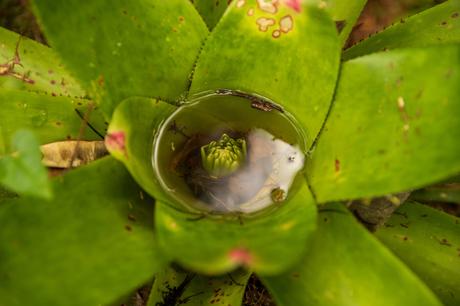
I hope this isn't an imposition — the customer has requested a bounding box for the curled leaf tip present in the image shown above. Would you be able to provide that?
[285,0,302,12]
[105,131,126,153]
[229,248,252,265]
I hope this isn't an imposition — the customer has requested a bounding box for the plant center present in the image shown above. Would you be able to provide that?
[152,90,307,216]
[201,134,247,178]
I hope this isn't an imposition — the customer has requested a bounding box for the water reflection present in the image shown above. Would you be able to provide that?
[190,128,304,213]
[152,91,306,215]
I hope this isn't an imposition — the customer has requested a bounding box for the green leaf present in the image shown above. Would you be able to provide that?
[307,45,460,203]
[106,97,176,203]
[0,130,51,199]
[107,94,317,275]
[376,202,460,306]
[444,174,460,184]
[411,184,460,204]
[0,186,17,203]
[343,0,460,60]
[0,89,106,155]
[32,0,209,117]
[154,183,317,275]
[147,266,250,306]
[0,130,52,200]
[0,157,165,306]
[261,203,442,306]
[321,0,367,45]
[192,0,231,29]
[0,26,84,96]
[190,0,340,147]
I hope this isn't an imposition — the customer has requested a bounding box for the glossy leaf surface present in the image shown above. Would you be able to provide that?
[376,202,460,306]
[0,157,165,306]
[0,89,105,155]
[0,26,84,96]
[155,183,317,275]
[343,0,460,60]
[262,203,441,306]
[308,45,460,203]
[106,97,176,203]
[148,266,250,306]
[190,0,340,147]
[32,0,208,117]
[0,130,51,199]
[411,183,460,204]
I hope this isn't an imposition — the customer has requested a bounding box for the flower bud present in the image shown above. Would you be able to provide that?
[200,134,247,178]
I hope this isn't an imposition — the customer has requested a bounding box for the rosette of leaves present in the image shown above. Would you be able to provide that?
[0,0,459,306]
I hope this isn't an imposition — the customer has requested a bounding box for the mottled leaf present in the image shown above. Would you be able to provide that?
[147,266,250,306]
[32,0,209,117]
[343,0,460,60]
[155,183,317,275]
[0,26,84,96]
[376,202,460,306]
[190,0,340,147]
[308,45,460,203]
[0,130,51,199]
[0,157,165,306]
[261,203,442,306]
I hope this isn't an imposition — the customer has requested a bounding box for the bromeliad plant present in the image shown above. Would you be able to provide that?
[0,0,459,305]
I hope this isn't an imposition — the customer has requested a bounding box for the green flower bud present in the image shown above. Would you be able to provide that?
[200,134,247,178]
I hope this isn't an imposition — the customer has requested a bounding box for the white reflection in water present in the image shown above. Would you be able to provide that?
[202,129,304,213]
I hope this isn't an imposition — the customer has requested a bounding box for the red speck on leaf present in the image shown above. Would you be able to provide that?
[97,75,105,87]
[106,131,126,153]
[229,248,252,266]
[285,0,301,12]
[335,159,340,172]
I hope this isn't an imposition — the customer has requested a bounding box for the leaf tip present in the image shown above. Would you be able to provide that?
[285,0,302,13]
[105,131,126,155]
[229,248,252,266]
